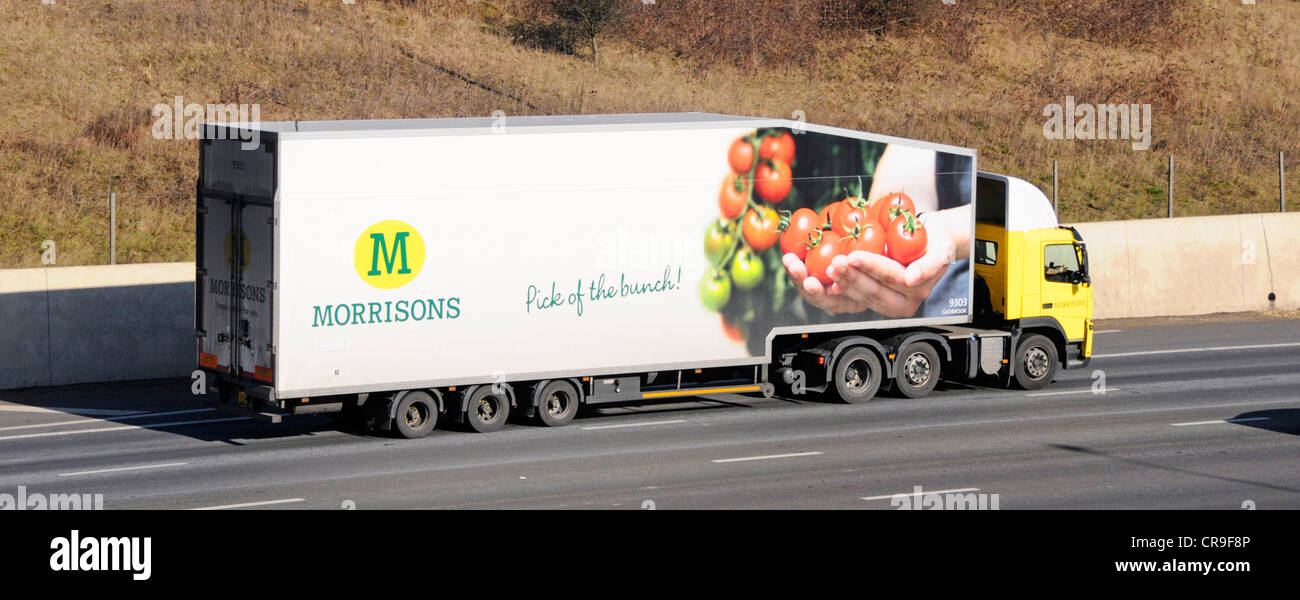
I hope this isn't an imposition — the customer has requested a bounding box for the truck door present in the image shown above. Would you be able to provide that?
[197,194,234,374]
[196,133,276,393]
[1040,241,1089,342]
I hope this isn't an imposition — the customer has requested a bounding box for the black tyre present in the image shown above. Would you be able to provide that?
[535,380,580,427]
[393,391,438,439]
[1013,334,1058,390]
[894,342,941,399]
[464,385,510,433]
[830,346,883,403]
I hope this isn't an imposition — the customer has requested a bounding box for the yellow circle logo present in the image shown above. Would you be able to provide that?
[224,228,250,273]
[354,220,425,289]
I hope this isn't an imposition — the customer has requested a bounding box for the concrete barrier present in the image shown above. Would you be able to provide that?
[0,263,193,390]
[0,212,1296,389]
[1071,212,1300,319]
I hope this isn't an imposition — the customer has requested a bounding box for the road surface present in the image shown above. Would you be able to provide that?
[0,317,1297,509]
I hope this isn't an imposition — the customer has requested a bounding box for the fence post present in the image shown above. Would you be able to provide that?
[1052,160,1059,215]
[1281,151,1286,213]
[1167,155,1174,218]
[109,190,116,265]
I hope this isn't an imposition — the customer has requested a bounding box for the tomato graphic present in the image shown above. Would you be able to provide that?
[804,231,842,286]
[742,207,780,251]
[876,192,915,229]
[886,212,927,266]
[699,269,732,311]
[833,204,870,237]
[754,160,792,203]
[817,202,841,232]
[759,132,796,165]
[704,219,736,265]
[721,315,745,342]
[728,137,755,174]
[841,222,886,255]
[718,173,749,219]
[779,207,819,260]
[730,248,764,290]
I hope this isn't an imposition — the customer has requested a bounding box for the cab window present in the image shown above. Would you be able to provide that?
[1044,244,1080,283]
[975,239,997,266]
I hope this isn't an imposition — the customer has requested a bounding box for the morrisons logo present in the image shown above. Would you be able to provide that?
[354,220,425,289]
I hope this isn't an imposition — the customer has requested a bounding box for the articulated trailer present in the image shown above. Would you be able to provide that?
[196,113,1093,438]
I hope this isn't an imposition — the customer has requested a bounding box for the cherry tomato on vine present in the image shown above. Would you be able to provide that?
[759,132,795,165]
[780,207,819,260]
[804,231,842,287]
[718,173,750,219]
[704,219,736,265]
[876,192,915,229]
[742,207,780,251]
[699,269,732,311]
[730,248,765,290]
[841,222,886,255]
[728,137,755,174]
[754,160,792,203]
[833,204,870,237]
[817,202,842,231]
[886,212,927,266]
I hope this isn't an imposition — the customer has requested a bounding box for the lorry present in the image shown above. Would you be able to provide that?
[195,112,1093,438]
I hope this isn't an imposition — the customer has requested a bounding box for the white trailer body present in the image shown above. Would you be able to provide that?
[197,113,978,423]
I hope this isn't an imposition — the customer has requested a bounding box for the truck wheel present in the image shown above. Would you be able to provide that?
[1014,334,1058,390]
[894,342,941,399]
[464,386,510,433]
[393,391,438,439]
[830,346,883,403]
[535,380,579,427]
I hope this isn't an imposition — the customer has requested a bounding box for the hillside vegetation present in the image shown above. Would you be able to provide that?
[0,0,1296,267]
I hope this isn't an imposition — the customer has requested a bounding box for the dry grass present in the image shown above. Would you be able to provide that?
[0,0,1296,267]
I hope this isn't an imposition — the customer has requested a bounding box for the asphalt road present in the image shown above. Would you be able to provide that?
[1,318,1297,510]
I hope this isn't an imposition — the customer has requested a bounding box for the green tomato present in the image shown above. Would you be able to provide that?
[699,269,732,311]
[730,248,764,290]
[704,219,736,265]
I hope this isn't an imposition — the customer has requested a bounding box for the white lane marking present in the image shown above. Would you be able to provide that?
[1171,417,1271,427]
[189,498,305,510]
[711,451,823,464]
[0,406,144,416]
[581,419,687,430]
[0,408,215,432]
[0,416,250,442]
[1026,388,1121,397]
[1094,342,1300,359]
[1092,329,1121,334]
[861,487,980,501]
[58,462,189,477]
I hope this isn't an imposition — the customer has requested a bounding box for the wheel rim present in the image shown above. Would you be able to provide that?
[1024,346,1050,379]
[477,396,501,423]
[404,402,427,428]
[903,352,931,386]
[545,390,570,417]
[843,358,872,393]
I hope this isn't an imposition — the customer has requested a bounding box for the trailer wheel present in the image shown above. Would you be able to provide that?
[894,342,941,399]
[535,380,579,427]
[464,386,510,433]
[1014,334,1058,390]
[830,346,883,403]
[393,391,438,439]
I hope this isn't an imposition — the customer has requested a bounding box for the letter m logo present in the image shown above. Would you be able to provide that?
[367,232,411,276]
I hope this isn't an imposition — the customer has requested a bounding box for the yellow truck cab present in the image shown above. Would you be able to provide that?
[973,172,1094,388]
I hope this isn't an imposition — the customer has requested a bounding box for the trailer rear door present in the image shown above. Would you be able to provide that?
[196,133,277,391]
